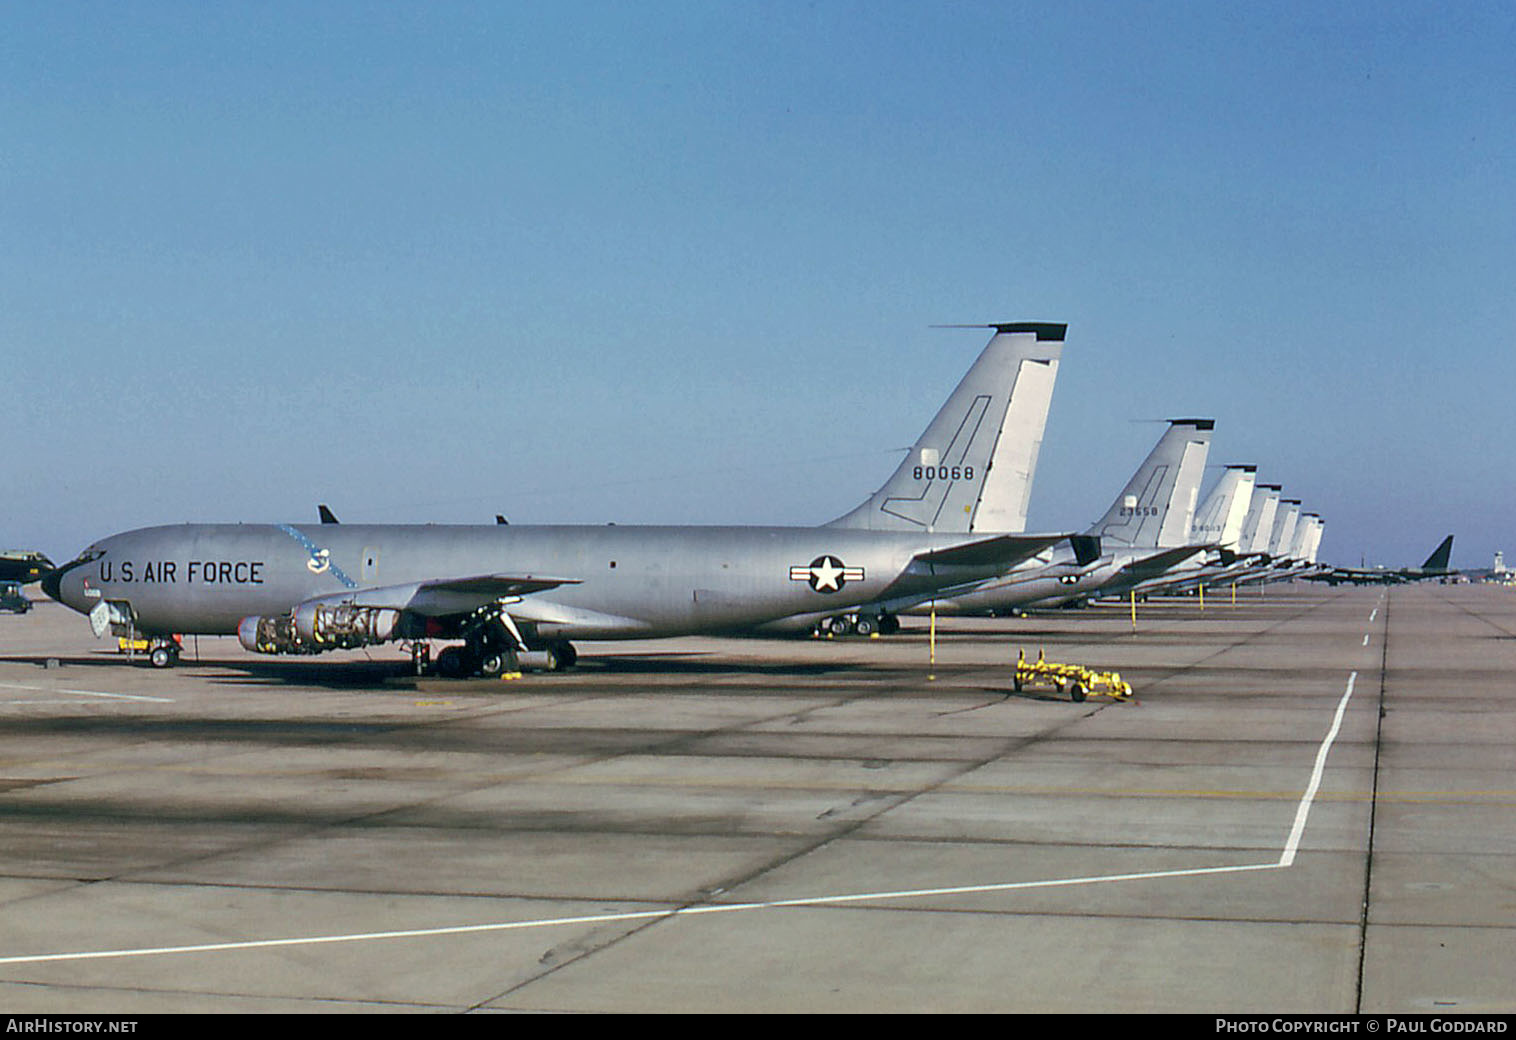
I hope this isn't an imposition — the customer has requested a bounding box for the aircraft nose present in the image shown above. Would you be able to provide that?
[40,566,64,602]
[41,552,93,607]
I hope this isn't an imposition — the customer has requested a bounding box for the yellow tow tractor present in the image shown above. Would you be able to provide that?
[1014,649,1134,702]
[117,633,183,668]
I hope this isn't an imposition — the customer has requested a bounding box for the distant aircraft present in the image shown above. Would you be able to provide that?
[1182,481,1283,589]
[1271,512,1326,582]
[0,550,54,585]
[1230,496,1304,587]
[44,323,1080,673]
[0,550,52,616]
[1304,536,1455,586]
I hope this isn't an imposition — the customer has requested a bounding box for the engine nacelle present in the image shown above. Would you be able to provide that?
[293,601,400,646]
[238,604,402,655]
[239,614,303,654]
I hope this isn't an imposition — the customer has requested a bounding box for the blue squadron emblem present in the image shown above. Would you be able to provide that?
[789,555,865,594]
[277,525,357,589]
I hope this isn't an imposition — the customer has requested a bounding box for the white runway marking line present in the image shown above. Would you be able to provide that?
[0,672,1362,967]
[1280,671,1357,868]
[0,681,173,704]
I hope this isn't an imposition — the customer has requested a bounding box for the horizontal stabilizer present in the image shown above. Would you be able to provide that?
[911,532,1067,569]
[1070,535,1102,567]
[1119,544,1210,575]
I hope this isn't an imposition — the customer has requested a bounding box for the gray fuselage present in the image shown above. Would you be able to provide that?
[47,523,1011,640]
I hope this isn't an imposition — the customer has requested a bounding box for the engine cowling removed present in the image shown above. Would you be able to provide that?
[239,604,402,654]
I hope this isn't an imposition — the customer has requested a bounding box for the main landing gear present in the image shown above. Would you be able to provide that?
[412,603,578,679]
[815,612,900,638]
[429,637,578,678]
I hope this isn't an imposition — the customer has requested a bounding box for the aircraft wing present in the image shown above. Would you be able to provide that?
[243,572,591,656]
[304,573,581,617]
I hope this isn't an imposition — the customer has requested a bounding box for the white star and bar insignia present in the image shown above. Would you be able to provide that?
[790,555,865,593]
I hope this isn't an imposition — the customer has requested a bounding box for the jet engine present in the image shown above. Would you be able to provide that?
[238,604,402,654]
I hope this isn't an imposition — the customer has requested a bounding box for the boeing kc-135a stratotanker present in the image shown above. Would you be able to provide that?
[44,323,1078,675]
[902,417,1217,615]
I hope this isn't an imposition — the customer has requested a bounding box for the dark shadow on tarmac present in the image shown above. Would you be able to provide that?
[1,649,911,690]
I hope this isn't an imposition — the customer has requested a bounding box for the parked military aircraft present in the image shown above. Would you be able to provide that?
[1111,462,1257,597]
[1266,512,1325,582]
[44,323,1079,673]
[0,550,54,585]
[782,321,1066,634]
[896,418,1216,616]
[0,550,55,616]
[1305,536,1455,586]
[1184,481,1282,589]
[1230,496,1305,587]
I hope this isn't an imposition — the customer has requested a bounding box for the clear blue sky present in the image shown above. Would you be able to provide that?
[4,1,1513,570]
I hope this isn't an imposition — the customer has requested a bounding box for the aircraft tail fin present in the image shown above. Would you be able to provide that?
[1239,484,1282,555]
[1268,501,1302,558]
[1192,465,1256,549]
[1285,505,1315,561]
[1421,535,1454,572]
[1086,419,1213,549]
[826,323,1065,533]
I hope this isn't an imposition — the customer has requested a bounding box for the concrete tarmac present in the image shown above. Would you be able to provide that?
[0,583,1511,1013]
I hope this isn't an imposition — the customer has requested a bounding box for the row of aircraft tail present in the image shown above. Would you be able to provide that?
[40,322,1442,674]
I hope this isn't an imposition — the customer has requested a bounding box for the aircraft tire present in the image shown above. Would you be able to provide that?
[853,615,876,637]
[149,646,175,669]
[877,613,899,635]
[1069,682,1087,703]
[436,646,469,679]
[477,652,507,678]
[827,616,853,637]
[546,641,577,670]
